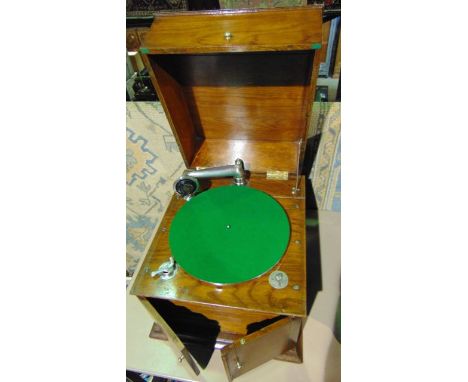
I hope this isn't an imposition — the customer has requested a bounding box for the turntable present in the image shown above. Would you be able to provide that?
[130,6,323,380]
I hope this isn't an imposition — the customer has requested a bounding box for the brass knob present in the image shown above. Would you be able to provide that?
[224,32,232,41]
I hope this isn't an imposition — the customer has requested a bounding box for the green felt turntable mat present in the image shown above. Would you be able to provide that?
[169,185,290,284]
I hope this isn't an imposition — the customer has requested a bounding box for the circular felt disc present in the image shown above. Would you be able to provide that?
[169,185,290,284]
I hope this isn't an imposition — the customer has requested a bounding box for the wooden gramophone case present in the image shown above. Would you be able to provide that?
[130,6,323,380]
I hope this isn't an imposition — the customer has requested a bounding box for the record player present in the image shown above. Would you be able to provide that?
[130,6,323,380]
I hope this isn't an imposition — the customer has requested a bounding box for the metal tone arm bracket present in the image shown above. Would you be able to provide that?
[173,158,247,200]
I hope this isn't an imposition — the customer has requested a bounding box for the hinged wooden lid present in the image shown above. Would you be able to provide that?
[140,6,322,174]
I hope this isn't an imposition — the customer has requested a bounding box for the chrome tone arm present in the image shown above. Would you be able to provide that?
[186,158,247,186]
[173,158,247,200]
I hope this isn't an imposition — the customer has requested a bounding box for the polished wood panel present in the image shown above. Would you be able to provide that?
[185,86,307,141]
[141,54,202,167]
[190,139,300,174]
[142,7,322,54]
[135,28,149,47]
[320,20,331,63]
[221,317,302,380]
[141,8,322,174]
[274,318,303,363]
[152,51,314,143]
[171,300,279,335]
[130,175,307,317]
[149,317,302,363]
[126,29,140,52]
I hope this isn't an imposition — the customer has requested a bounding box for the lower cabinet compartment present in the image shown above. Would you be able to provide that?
[145,297,303,380]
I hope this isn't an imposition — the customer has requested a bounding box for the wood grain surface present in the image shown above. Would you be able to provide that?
[127,8,324,378]
[142,7,322,54]
[185,86,308,141]
[297,37,322,172]
[147,49,316,173]
[130,175,307,317]
[139,7,322,174]
[126,29,140,52]
[191,139,300,174]
[221,317,302,380]
[141,53,202,167]
[152,50,313,147]
[320,21,331,63]
[170,300,280,335]
[135,28,149,47]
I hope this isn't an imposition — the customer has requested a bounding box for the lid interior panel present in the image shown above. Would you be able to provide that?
[147,50,315,173]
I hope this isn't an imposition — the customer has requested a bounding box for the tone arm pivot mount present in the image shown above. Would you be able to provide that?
[173,158,247,200]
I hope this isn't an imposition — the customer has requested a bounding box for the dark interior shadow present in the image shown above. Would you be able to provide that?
[302,133,324,316]
[246,315,286,334]
[152,52,314,87]
[187,0,220,10]
[148,298,220,369]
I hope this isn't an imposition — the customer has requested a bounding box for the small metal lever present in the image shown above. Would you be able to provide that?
[150,257,178,280]
[150,268,168,278]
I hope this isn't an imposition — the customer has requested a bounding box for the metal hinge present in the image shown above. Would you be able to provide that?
[266,170,289,180]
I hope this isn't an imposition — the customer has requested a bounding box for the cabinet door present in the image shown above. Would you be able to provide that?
[221,317,302,381]
[138,297,200,377]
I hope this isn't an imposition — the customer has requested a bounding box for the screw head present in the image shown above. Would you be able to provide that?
[291,187,300,195]
[240,338,246,345]
[293,284,300,291]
